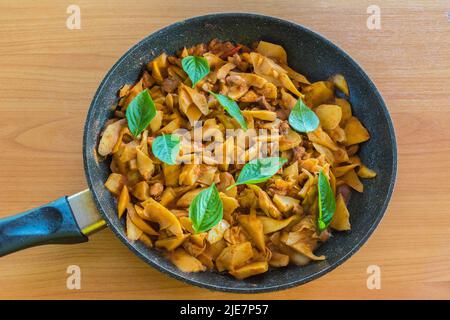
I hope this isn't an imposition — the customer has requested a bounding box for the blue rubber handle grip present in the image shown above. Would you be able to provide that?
[0,196,88,257]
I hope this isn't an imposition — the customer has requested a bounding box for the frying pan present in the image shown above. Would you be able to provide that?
[0,13,397,293]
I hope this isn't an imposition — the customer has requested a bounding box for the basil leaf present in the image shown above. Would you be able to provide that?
[189,183,223,233]
[230,157,287,189]
[152,134,181,165]
[210,92,247,131]
[181,55,210,87]
[125,89,157,137]
[317,171,336,232]
[288,98,319,133]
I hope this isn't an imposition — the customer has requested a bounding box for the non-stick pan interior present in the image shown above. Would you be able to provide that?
[83,13,396,293]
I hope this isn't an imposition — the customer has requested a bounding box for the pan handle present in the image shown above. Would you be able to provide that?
[0,190,104,257]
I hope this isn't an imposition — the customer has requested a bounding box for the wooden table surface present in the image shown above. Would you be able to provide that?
[0,0,449,300]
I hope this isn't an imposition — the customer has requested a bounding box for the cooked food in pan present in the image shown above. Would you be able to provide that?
[98,39,376,279]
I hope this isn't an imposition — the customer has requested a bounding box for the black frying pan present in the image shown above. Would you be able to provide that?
[0,13,397,293]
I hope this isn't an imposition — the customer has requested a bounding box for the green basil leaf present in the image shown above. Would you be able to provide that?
[189,183,223,233]
[181,55,210,87]
[125,89,157,137]
[151,134,181,165]
[288,98,319,133]
[210,92,247,131]
[229,157,287,189]
[317,171,336,232]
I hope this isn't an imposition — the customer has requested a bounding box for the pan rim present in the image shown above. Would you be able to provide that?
[83,12,397,293]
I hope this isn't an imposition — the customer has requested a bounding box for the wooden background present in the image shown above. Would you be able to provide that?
[0,0,449,299]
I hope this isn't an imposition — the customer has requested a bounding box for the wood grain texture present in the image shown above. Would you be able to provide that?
[0,0,449,299]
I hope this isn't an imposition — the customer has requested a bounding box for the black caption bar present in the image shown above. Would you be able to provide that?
[1,300,446,318]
